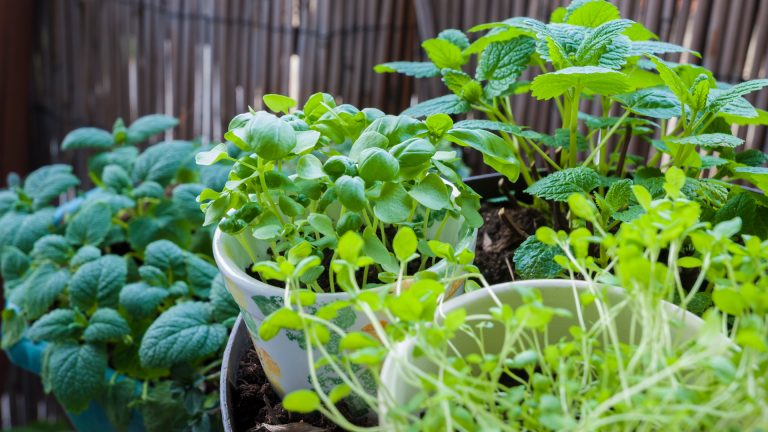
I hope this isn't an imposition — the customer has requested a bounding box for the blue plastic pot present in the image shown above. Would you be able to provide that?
[4,331,146,431]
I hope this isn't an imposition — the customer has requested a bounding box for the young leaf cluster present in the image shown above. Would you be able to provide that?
[197,93,498,291]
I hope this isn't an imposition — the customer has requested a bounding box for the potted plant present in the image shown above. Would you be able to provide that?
[0,115,240,431]
[197,91,533,395]
[376,0,768,284]
[266,168,768,430]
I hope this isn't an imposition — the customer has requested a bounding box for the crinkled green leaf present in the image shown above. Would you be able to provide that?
[31,234,73,265]
[144,240,186,277]
[119,282,169,318]
[62,127,114,150]
[477,36,535,97]
[83,308,130,343]
[665,133,744,149]
[525,167,601,202]
[126,114,178,143]
[139,302,227,368]
[402,94,471,118]
[512,236,563,279]
[70,255,127,311]
[23,165,80,209]
[210,274,240,322]
[132,140,196,186]
[614,87,682,119]
[27,309,79,343]
[1,246,30,281]
[43,342,107,413]
[373,62,440,78]
[15,264,70,319]
[65,201,112,246]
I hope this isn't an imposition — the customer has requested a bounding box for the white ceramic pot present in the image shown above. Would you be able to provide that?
[212,215,476,396]
[378,279,727,425]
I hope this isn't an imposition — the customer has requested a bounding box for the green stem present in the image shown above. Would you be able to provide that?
[257,158,286,225]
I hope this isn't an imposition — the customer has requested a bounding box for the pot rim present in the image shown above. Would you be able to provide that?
[212,223,477,300]
[377,279,716,421]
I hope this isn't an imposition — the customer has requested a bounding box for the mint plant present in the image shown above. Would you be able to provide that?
[197,93,521,291]
[0,116,239,431]
[376,0,768,279]
[264,169,768,430]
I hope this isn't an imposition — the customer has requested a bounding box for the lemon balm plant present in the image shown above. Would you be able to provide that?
[197,92,529,394]
[270,168,768,430]
[376,0,768,281]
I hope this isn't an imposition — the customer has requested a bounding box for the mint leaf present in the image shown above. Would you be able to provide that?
[31,234,73,265]
[442,69,482,101]
[62,127,114,150]
[402,94,471,118]
[604,179,632,212]
[629,41,697,57]
[525,167,601,201]
[83,308,130,343]
[715,193,768,238]
[513,236,563,279]
[452,120,522,134]
[705,79,768,115]
[374,62,440,78]
[65,202,112,246]
[648,56,689,105]
[575,19,634,68]
[665,133,744,149]
[126,114,178,144]
[23,165,80,209]
[132,140,196,186]
[437,28,470,50]
[421,38,465,70]
[139,302,227,368]
[27,309,80,342]
[43,342,107,413]
[565,0,620,26]
[531,66,630,99]
[119,282,169,318]
[70,255,127,311]
[477,36,535,97]
[614,87,682,119]
[735,149,768,167]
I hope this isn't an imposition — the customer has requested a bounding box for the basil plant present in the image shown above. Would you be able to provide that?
[196,93,518,291]
[376,0,768,232]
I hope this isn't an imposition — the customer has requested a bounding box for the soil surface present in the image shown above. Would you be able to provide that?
[233,347,376,432]
[475,201,547,284]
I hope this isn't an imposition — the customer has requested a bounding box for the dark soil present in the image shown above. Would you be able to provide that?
[475,201,547,284]
[233,347,376,432]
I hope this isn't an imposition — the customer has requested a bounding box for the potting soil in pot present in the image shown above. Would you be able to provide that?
[475,201,547,284]
[233,347,376,431]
